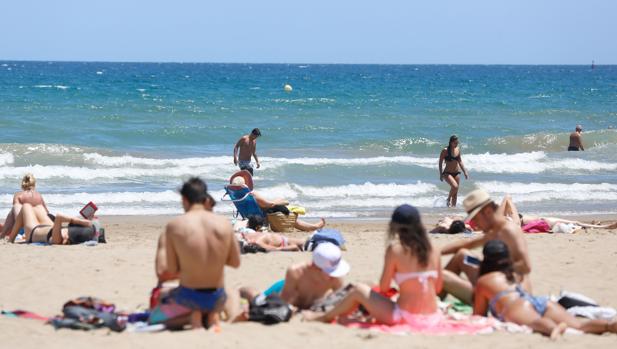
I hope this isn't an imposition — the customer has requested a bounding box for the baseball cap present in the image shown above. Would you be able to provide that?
[312,242,350,278]
[391,204,421,225]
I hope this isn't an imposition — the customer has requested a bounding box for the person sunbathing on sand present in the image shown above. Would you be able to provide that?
[237,215,307,252]
[474,240,617,339]
[304,205,443,324]
[429,216,471,234]
[1,173,50,238]
[440,189,532,304]
[251,242,347,310]
[148,177,241,330]
[231,176,326,231]
[5,203,95,244]
[498,195,617,231]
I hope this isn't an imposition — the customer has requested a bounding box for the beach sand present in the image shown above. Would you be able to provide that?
[1,215,617,348]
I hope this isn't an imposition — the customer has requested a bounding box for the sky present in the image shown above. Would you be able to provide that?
[1,0,616,64]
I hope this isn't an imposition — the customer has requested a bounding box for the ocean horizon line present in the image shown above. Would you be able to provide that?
[0,59,612,66]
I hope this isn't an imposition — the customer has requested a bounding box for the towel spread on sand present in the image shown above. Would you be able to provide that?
[341,313,497,335]
[1,310,50,321]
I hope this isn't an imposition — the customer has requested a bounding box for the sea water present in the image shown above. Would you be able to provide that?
[1,62,616,217]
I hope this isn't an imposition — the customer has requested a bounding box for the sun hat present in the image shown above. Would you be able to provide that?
[231,176,246,186]
[463,189,493,221]
[312,242,350,278]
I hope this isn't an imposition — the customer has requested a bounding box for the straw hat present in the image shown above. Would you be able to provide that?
[463,189,493,221]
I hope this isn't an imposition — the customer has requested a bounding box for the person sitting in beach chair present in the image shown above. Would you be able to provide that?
[5,203,97,245]
[474,240,617,338]
[149,177,241,330]
[226,176,326,232]
[440,189,532,305]
[303,205,443,324]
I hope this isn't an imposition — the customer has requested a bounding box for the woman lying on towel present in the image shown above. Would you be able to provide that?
[303,204,443,324]
[5,203,95,244]
[498,195,617,232]
[474,240,617,338]
[237,216,306,252]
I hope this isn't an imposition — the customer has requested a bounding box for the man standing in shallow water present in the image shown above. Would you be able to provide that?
[568,125,585,151]
[233,128,261,175]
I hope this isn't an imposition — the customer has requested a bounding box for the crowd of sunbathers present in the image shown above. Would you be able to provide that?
[144,175,617,338]
[3,168,617,338]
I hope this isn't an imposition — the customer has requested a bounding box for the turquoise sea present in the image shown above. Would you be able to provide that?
[1,61,616,217]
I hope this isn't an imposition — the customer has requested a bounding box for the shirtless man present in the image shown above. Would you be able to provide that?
[568,125,585,151]
[280,242,349,310]
[440,189,532,304]
[233,128,261,175]
[149,177,241,330]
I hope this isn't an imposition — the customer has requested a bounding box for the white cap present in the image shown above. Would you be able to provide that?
[312,242,350,278]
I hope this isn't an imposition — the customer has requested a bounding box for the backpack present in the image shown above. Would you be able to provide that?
[248,293,292,325]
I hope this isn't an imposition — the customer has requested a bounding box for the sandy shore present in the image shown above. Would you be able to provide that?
[1,215,617,348]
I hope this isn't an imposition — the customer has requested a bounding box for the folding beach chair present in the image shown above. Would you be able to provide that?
[222,184,265,220]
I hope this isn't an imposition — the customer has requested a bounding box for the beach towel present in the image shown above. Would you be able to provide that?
[341,313,496,335]
[1,310,50,321]
[522,220,551,233]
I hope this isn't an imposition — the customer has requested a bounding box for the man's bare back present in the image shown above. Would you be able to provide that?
[166,209,240,289]
[568,126,584,151]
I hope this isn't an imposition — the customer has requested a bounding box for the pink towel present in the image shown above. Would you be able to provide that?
[522,219,551,233]
[342,313,495,335]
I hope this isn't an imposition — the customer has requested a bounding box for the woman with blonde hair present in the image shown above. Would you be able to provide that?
[1,173,49,238]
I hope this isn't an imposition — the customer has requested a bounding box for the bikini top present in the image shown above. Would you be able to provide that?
[444,146,461,162]
[393,270,438,291]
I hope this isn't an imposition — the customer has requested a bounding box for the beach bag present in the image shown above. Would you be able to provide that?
[304,229,346,251]
[267,212,297,232]
[248,293,292,325]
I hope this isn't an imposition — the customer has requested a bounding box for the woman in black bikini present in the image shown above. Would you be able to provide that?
[439,135,469,207]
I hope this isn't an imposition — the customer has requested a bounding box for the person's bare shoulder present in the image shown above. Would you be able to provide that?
[165,216,187,236]
[286,263,307,279]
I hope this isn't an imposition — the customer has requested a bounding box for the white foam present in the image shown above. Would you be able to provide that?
[476,181,617,203]
[0,153,14,166]
[0,164,232,181]
[294,182,437,198]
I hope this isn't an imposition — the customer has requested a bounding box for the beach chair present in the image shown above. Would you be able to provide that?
[222,184,265,220]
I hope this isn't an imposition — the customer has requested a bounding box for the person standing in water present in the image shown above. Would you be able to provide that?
[233,128,261,175]
[568,125,585,151]
[438,135,469,207]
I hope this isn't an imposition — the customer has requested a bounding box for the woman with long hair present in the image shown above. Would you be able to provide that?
[439,135,469,207]
[474,240,617,338]
[304,204,442,324]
